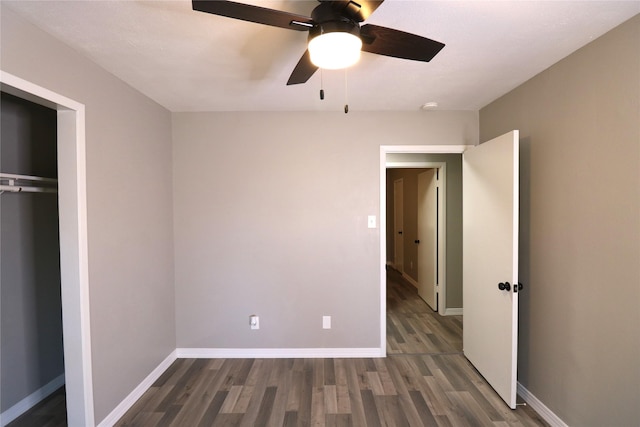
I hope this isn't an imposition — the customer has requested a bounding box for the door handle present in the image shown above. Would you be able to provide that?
[415,240,420,244]
[398,231,403,235]
[498,282,524,292]
[498,282,511,291]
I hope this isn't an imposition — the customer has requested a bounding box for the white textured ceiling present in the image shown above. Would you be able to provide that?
[5,1,639,112]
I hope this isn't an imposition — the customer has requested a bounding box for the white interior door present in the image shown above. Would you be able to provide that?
[393,179,404,272]
[417,170,437,311]
[463,130,519,409]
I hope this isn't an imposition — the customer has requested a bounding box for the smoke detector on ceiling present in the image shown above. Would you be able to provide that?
[421,102,438,110]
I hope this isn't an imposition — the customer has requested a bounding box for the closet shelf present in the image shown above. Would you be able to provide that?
[0,172,58,193]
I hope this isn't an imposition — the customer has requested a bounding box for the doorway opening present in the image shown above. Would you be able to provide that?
[0,71,94,426]
[1,91,64,425]
[378,145,469,354]
[386,166,445,313]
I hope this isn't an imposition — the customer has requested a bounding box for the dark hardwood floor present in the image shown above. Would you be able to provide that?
[6,386,67,427]
[115,269,547,426]
[9,269,548,426]
[386,268,462,355]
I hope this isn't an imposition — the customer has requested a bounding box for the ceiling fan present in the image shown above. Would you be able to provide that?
[192,0,445,86]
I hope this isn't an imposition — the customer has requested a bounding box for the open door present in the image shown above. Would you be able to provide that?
[463,130,519,408]
[393,179,404,272]
[417,169,437,311]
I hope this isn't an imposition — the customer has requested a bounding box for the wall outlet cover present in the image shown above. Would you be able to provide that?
[323,316,331,329]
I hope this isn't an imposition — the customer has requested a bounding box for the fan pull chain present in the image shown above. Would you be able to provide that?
[344,68,349,114]
[319,69,325,100]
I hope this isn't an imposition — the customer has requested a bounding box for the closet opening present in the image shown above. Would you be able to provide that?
[0,71,93,427]
[1,92,66,425]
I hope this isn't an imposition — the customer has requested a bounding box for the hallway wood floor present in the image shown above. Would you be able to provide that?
[386,268,462,355]
[8,269,547,426]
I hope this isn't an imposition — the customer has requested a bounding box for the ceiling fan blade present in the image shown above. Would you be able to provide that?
[360,24,445,62]
[287,50,319,85]
[319,0,385,22]
[192,0,314,31]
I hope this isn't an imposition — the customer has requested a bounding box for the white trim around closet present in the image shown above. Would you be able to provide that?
[1,71,94,427]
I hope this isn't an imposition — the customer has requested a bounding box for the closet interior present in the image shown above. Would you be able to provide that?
[1,92,66,425]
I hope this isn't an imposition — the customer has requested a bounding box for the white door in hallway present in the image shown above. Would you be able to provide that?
[393,178,404,272]
[463,130,519,409]
[417,169,438,311]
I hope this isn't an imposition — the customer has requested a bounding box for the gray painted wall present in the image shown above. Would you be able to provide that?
[172,111,477,349]
[386,153,463,309]
[0,93,63,412]
[480,15,639,427]
[1,6,176,424]
[9,2,636,425]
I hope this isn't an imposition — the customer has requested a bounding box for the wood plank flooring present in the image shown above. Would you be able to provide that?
[9,269,547,426]
[5,386,67,427]
[116,353,546,427]
[115,269,547,426]
[386,268,462,355]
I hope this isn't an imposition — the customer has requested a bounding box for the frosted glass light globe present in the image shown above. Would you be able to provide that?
[308,32,362,70]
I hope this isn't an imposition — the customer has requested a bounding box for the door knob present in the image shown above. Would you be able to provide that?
[398,231,403,235]
[415,239,420,244]
[498,282,511,291]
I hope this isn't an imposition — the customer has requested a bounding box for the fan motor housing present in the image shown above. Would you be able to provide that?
[308,19,361,42]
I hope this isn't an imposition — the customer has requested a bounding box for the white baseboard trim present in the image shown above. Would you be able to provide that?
[401,272,419,288]
[517,382,568,427]
[443,308,463,316]
[0,373,65,427]
[97,350,177,427]
[176,347,384,359]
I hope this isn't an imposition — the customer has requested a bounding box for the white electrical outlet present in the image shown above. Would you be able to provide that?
[250,315,259,330]
[323,316,331,329]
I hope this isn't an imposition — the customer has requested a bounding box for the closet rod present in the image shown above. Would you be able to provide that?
[0,184,57,193]
[0,172,57,183]
[0,172,58,194]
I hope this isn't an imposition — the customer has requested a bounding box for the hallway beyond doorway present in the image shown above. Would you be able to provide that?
[387,267,462,355]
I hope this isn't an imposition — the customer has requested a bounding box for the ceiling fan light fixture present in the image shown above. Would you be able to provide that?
[308,31,362,70]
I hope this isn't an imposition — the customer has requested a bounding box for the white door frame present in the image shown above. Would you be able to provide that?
[379,145,471,354]
[1,71,94,426]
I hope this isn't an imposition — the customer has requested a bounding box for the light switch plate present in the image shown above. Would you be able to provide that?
[367,215,376,229]
[250,315,259,330]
